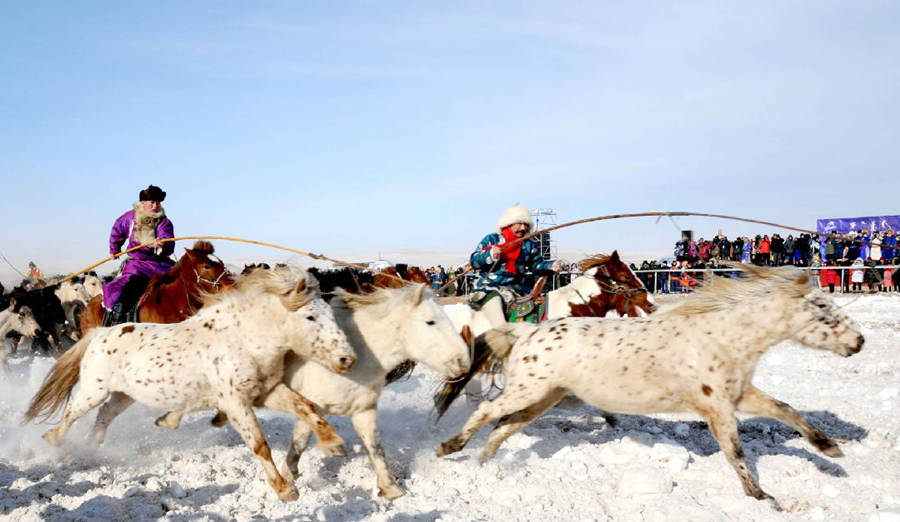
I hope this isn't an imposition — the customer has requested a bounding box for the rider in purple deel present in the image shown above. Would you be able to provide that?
[102,184,175,324]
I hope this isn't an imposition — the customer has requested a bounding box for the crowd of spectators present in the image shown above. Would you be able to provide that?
[631,229,900,294]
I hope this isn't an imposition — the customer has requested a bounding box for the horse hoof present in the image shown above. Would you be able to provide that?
[821,444,844,458]
[378,484,405,501]
[319,442,346,457]
[278,486,299,502]
[211,412,228,428]
[154,414,180,430]
[42,431,62,447]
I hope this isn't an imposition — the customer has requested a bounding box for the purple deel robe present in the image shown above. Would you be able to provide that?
[101,209,175,310]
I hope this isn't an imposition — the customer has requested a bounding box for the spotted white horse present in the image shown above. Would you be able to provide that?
[437,266,864,509]
[158,283,472,500]
[25,267,356,501]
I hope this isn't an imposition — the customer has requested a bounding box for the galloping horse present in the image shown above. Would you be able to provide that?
[157,283,470,500]
[80,240,234,334]
[436,266,864,508]
[26,267,356,502]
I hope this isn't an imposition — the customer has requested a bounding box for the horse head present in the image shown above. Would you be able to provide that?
[773,268,865,356]
[397,284,470,378]
[568,251,656,317]
[181,240,235,293]
[276,271,355,373]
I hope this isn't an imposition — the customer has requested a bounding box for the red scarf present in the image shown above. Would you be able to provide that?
[498,227,523,274]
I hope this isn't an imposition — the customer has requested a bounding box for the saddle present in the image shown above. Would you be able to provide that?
[468,276,548,323]
[508,276,547,323]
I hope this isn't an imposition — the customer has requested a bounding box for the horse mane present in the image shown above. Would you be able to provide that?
[144,240,217,295]
[191,240,215,255]
[332,284,404,310]
[578,254,612,273]
[202,266,318,309]
[659,265,810,317]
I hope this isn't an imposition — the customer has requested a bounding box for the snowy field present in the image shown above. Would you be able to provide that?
[1,295,899,521]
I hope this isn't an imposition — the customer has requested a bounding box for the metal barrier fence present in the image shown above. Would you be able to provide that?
[632,265,897,294]
[446,265,895,297]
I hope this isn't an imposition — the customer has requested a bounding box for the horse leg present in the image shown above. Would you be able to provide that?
[737,385,842,457]
[480,388,568,463]
[219,400,299,502]
[437,383,544,458]
[44,385,109,446]
[258,383,345,456]
[282,420,312,482]
[699,406,780,510]
[351,408,403,500]
[90,392,134,445]
[154,410,184,429]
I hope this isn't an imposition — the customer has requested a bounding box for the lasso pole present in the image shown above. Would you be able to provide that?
[58,236,400,285]
[438,210,831,294]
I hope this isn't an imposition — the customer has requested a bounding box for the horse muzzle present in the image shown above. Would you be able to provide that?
[841,334,865,356]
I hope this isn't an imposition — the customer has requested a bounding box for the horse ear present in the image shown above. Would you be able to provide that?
[295,277,307,295]
[413,283,427,304]
[184,247,195,257]
[610,250,620,262]
[7,297,15,310]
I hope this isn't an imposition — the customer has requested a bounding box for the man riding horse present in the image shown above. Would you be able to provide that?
[102,184,175,325]
[469,203,560,326]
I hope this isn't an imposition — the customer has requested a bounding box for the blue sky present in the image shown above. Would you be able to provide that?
[1,2,898,278]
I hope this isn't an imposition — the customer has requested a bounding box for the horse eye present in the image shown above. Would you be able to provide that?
[306,316,316,321]
[426,320,436,325]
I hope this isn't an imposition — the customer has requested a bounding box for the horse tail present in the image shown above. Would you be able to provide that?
[433,323,536,420]
[24,329,97,423]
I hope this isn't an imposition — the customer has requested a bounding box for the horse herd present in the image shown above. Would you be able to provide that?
[7,241,865,510]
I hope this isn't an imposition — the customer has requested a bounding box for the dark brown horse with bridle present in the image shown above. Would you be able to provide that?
[564,252,656,318]
[80,240,234,334]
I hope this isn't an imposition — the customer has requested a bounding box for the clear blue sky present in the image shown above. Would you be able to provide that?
[1,2,898,279]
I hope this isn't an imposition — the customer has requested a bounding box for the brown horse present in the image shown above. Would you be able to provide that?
[548,251,655,319]
[80,240,235,334]
[570,253,656,317]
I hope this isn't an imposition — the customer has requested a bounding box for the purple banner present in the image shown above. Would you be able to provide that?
[817,215,900,235]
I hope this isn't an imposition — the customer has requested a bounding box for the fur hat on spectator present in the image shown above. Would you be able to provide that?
[139,184,166,202]
[497,203,533,233]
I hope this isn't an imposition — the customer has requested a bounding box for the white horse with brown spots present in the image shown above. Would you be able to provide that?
[25,267,356,502]
[436,265,864,508]
[158,284,472,500]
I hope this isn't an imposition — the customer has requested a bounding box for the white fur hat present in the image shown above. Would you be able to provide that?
[497,203,533,233]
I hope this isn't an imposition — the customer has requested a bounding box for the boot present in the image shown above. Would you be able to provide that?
[102,302,124,327]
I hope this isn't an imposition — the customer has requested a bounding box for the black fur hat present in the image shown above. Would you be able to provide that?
[139,184,166,202]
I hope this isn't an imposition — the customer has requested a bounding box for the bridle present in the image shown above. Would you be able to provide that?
[193,267,229,289]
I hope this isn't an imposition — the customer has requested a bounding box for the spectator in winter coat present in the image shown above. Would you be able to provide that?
[882,230,897,260]
[850,257,865,292]
[770,234,784,266]
[783,235,795,264]
[819,262,840,293]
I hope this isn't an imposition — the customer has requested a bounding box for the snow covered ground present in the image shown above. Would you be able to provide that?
[1,294,899,521]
